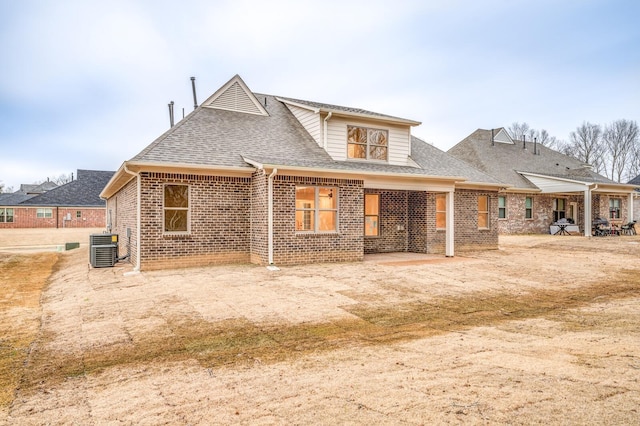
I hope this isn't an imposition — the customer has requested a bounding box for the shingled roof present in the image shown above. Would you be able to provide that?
[21,170,114,207]
[128,90,499,185]
[448,128,617,190]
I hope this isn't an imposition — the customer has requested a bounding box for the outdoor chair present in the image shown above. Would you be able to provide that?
[621,221,637,236]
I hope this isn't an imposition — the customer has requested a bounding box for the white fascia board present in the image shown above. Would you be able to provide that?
[518,171,590,186]
[275,97,421,127]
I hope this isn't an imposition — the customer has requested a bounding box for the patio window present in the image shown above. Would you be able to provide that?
[296,186,337,232]
[347,125,388,161]
[36,208,52,218]
[525,197,533,219]
[553,198,566,222]
[436,194,446,229]
[0,208,14,223]
[498,196,506,219]
[609,198,621,219]
[164,184,189,233]
[478,195,489,229]
[364,194,379,236]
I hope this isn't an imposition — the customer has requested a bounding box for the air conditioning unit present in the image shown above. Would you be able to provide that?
[89,234,119,268]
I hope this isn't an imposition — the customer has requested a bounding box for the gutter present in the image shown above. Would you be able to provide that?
[123,163,141,273]
[323,112,332,150]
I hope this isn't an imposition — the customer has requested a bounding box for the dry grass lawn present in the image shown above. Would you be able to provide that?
[1,228,639,424]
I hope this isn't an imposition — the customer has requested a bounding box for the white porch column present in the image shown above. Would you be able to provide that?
[628,192,634,222]
[445,190,455,257]
[584,188,592,237]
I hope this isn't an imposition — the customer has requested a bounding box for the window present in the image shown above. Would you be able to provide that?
[553,198,566,222]
[347,125,388,161]
[436,194,446,229]
[295,187,337,232]
[609,198,621,219]
[0,208,14,223]
[36,208,52,218]
[525,197,533,219]
[478,195,489,229]
[364,194,379,236]
[498,196,506,219]
[164,184,189,233]
[76,210,82,218]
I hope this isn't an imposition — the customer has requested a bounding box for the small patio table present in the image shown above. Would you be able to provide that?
[554,223,571,235]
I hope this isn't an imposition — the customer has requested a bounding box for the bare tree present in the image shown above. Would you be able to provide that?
[565,122,605,174]
[628,141,640,182]
[0,181,4,193]
[507,122,530,141]
[602,119,639,182]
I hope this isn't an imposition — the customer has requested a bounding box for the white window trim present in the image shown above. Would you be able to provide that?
[36,208,53,219]
[295,186,339,234]
[346,125,389,162]
[163,184,191,235]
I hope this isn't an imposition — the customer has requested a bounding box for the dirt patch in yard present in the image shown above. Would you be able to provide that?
[2,232,640,424]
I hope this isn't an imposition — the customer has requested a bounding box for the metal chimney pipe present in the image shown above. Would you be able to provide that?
[191,77,198,110]
[491,128,494,146]
[168,101,174,127]
[523,135,526,149]
[534,137,537,155]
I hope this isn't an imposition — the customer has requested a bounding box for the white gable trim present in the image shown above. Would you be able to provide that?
[518,171,589,193]
[202,74,268,116]
[492,128,514,144]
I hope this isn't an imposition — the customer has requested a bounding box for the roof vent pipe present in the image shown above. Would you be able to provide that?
[190,76,198,110]
[168,101,174,127]
[523,135,526,149]
[491,128,494,146]
[534,137,537,155]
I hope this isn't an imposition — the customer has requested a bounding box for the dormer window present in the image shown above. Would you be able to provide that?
[347,125,388,161]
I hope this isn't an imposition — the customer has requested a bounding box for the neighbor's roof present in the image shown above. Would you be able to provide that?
[629,174,640,186]
[21,170,114,207]
[448,128,619,190]
[0,193,36,206]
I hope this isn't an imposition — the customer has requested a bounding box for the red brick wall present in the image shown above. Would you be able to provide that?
[451,190,499,252]
[138,172,252,270]
[107,177,138,266]
[250,170,268,264]
[364,190,409,254]
[0,206,105,229]
[271,175,364,265]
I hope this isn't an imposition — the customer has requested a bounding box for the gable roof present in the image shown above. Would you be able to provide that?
[448,128,624,191]
[0,193,35,206]
[202,74,268,116]
[102,76,503,198]
[21,170,114,207]
[15,181,58,194]
[629,174,640,186]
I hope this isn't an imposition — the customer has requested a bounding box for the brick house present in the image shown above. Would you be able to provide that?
[448,128,638,235]
[630,174,640,221]
[0,170,114,228]
[101,75,504,271]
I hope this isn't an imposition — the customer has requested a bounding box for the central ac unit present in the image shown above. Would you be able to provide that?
[89,234,119,268]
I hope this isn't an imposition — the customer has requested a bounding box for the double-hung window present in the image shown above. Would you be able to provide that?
[436,194,446,230]
[0,208,14,223]
[296,187,338,232]
[364,194,380,236]
[609,198,621,219]
[164,184,189,233]
[347,125,388,161]
[498,196,506,219]
[525,197,533,219]
[478,195,489,229]
[36,208,52,218]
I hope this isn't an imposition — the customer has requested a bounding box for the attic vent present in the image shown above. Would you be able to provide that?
[210,81,263,114]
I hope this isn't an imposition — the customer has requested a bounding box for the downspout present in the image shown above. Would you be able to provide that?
[585,184,598,237]
[267,168,278,266]
[323,112,332,150]
[123,164,141,272]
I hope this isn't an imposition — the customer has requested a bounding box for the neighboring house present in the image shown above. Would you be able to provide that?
[448,128,637,235]
[101,74,504,271]
[14,180,59,195]
[0,170,113,228]
[629,174,640,221]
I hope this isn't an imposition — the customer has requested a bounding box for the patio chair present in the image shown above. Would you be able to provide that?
[621,221,637,236]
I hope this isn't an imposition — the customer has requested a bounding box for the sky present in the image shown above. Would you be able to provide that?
[1,0,639,191]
